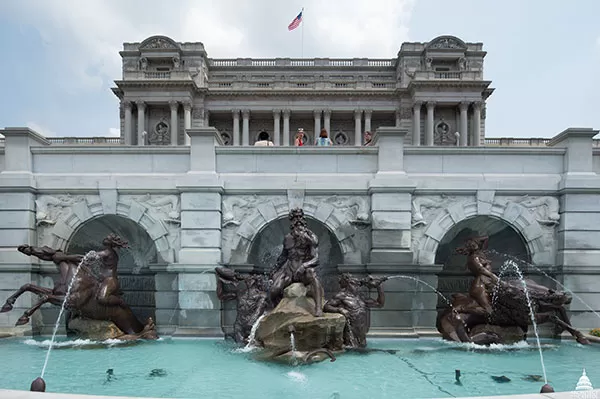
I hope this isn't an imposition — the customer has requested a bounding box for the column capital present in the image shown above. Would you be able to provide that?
[323,109,331,117]
[354,109,363,118]
[363,109,373,117]
[459,101,470,111]
[313,109,322,117]
[273,109,281,117]
[283,109,291,118]
[135,100,146,109]
[412,101,422,110]
[123,101,132,110]
[426,101,436,110]
[241,109,250,118]
[472,101,482,110]
[183,102,192,111]
[169,100,179,110]
[232,109,240,118]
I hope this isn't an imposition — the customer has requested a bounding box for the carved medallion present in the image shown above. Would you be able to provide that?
[149,121,170,146]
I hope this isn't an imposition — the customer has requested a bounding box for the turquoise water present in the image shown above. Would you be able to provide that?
[0,337,598,398]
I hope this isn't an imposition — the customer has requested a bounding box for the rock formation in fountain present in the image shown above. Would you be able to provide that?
[323,273,387,348]
[1,234,158,340]
[215,266,269,344]
[436,235,589,345]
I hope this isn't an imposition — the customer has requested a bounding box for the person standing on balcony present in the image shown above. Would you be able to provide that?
[294,128,305,146]
[363,131,373,146]
[254,131,274,146]
[315,128,333,146]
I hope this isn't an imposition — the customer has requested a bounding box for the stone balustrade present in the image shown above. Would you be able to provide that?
[209,58,395,68]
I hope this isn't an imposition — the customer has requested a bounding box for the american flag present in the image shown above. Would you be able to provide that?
[288,10,303,31]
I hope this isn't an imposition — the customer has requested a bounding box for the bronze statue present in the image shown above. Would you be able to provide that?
[437,236,589,345]
[1,234,157,340]
[269,208,324,317]
[323,273,387,348]
[215,266,269,344]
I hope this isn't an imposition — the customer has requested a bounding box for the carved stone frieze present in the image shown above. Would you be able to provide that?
[411,194,455,228]
[134,194,181,224]
[427,36,466,50]
[222,195,261,227]
[35,195,86,226]
[323,195,370,226]
[505,195,560,226]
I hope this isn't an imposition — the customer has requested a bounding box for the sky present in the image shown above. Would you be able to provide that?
[0,0,598,139]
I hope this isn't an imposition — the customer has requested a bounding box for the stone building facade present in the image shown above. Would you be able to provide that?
[113,35,492,147]
[0,35,599,338]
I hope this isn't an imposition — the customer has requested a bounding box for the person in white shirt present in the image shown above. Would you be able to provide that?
[254,131,274,146]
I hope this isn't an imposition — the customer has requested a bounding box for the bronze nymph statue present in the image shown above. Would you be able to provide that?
[215,266,269,344]
[324,273,387,348]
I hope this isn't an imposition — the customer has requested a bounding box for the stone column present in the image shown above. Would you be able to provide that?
[183,102,192,145]
[364,109,372,133]
[242,109,250,146]
[472,102,482,147]
[459,102,469,146]
[123,101,132,145]
[313,110,321,138]
[412,101,422,146]
[282,109,291,146]
[273,109,281,146]
[426,102,435,146]
[354,109,362,146]
[232,110,240,146]
[323,109,331,134]
[169,101,179,146]
[395,108,401,127]
[204,110,210,127]
[136,100,146,146]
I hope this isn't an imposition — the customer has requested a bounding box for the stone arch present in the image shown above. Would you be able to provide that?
[226,196,363,266]
[417,197,551,266]
[43,193,175,263]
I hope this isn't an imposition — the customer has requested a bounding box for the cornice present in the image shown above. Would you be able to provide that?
[408,80,493,91]
[114,80,200,90]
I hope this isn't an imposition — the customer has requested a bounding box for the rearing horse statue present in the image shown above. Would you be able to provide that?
[1,234,157,340]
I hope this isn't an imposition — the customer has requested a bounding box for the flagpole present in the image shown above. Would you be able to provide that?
[301,7,304,58]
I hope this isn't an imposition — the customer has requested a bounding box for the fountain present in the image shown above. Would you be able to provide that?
[216,208,389,362]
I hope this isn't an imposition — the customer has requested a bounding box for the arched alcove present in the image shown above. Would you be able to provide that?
[66,214,158,321]
[434,215,530,308]
[247,216,344,297]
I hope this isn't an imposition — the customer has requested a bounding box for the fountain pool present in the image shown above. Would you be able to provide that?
[0,337,597,398]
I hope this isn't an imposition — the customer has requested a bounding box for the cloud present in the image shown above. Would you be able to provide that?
[108,128,120,137]
[26,121,56,137]
[597,35,600,47]
[0,0,414,92]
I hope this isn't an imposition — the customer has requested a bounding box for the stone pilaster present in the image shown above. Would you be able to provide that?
[472,102,482,147]
[548,128,600,330]
[0,128,48,333]
[364,109,372,133]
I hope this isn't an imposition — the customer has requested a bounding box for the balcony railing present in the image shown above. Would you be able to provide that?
[121,71,193,80]
[412,70,483,81]
[209,58,394,68]
[46,137,124,145]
